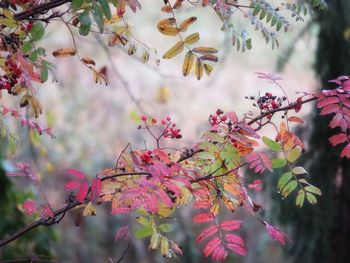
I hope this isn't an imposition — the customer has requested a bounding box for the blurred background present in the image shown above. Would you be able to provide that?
[1,0,350,262]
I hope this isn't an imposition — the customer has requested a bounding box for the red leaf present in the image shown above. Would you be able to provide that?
[220,220,242,231]
[64,181,81,192]
[112,207,131,214]
[265,222,290,245]
[90,178,101,202]
[203,237,221,257]
[212,246,228,261]
[224,234,244,247]
[196,225,219,243]
[341,144,350,158]
[193,213,215,223]
[23,200,37,215]
[317,96,339,108]
[320,104,340,115]
[115,226,130,241]
[248,179,263,191]
[329,133,348,146]
[246,152,272,174]
[65,169,87,180]
[226,243,247,256]
[287,116,304,123]
[76,182,89,203]
[294,97,303,113]
[329,113,347,131]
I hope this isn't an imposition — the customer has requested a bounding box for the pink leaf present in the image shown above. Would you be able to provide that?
[265,222,290,245]
[287,116,304,123]
[246,152,272,174]
[226,243,247,256]
[90,178,101,202]
[329,113,347,131]
[319,104,340,115]
[64,181,81,192]
[203,237,221,257]
[224,234,244,247]
[248,179,263,191]
[340,144,350,158]
[115,226,130,241]
[23,200,37,215]
[329,133,348,146]
[76,182,89,203]
[317,96,339,108]
[212,246,228,261]
[193,213,215,223]
[39,204,54,219]
[196,225,219,243]
[220,220,242,231]
[112,207,131,214]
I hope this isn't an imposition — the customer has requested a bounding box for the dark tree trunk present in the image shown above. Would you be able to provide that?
[274,1,350,263]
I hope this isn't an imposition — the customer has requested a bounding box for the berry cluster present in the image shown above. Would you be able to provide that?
[246,92,286,111]
[9,0,34,5]
[139,115,182,140]
[0,57,22,93]
[20,21,34,32]
[140,150,153,163]
[209,109,228,126]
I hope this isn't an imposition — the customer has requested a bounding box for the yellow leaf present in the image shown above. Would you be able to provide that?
[52,48,77,58]
[210,203,219,215]
[149,233,160,250]
[182,51,195,76]
[162,41,184,59]
[157,18,179,36]
[184,32,200,44]
[155,86,170,104]
[83,202,97,216]
[179,17,197,32]
[204,63,213,76]
[195,58,203,80]
[160,237,169,257]
[193,47,218,55]
[28,96,43,118]
[11,85,26,95]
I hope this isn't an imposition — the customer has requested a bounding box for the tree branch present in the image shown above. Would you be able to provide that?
[14,0,71,21]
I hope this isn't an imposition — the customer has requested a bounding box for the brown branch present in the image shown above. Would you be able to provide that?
[14,0,71,21]
[247,96,318,126]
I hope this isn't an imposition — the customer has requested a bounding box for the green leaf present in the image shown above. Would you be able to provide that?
[92,2,104,33]
[296,190,305,208]
[281,180,297,197]
[287,147,301,163]
[136,216,151,228]
[276,20,283,31]
[262,136,282,152]
[22,41,33,54]
[272,158,287,168]
[292,166,308,175]
[159,223,174,233]
[98,0,112,19]
[253,4,261,16]
[30,22,45,41]
[40,62,48,82]
[306,192,317,204]
[305,185,322,196]
[135,226,154,239]
[71,0,84,9]
[278,172,292,190]
[79,12,91,36]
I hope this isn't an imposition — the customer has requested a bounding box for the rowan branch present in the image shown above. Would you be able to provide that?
[14,0,71,21]
[0,96,318,248]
